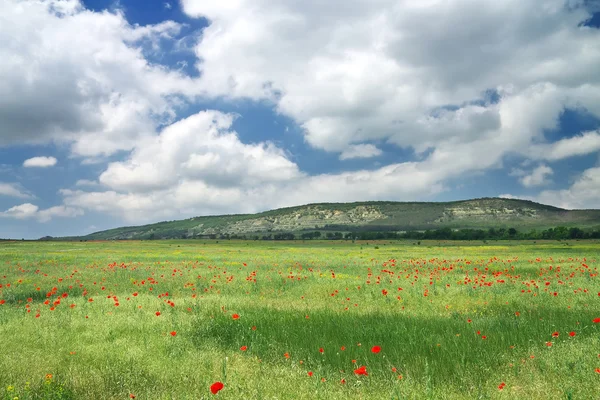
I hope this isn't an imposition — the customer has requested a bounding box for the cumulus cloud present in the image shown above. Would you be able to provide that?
[0,0,199,159]
[339,144,382,160]
[523,167,600,209]
[23,156,58,168]
[0,203,83,222]
[515,164,554,187]
[528,129,600,161]
[0,183,32,198]
[3,0,600,226]
[182,0,600,159]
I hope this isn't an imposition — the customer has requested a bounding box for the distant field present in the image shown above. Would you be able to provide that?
[1,240,599,399]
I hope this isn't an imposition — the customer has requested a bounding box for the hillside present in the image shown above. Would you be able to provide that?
[61,198,600,241]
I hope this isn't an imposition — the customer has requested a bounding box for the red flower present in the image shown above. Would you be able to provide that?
[595,368,600,374]
[284,352,290,359]
[170,331,177,337]
[552,332,559,338]
[130,394,136,399]
[569,331,576,337]
[240,346,247,351]
[354,365,368,376]
[498,382,506,390]
[371,345,381,353]
[482,336,487,340]
[307,371,313,377]
[232,314,240,320]
[545,342,552,347]
[155,311,161,316]
[593,318,600,324]
[210,382,224,395]
[340,346,346,351]
[319,347,324,353]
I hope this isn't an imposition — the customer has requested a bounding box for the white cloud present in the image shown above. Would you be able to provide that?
[517,164,554,187]
[182,0,600,160]
[23,156,58,168]
[0,183,32,198]
[98,110,302,193]
[75,179,102,187]
[0,203,83,222]
[520,167,600,209]
[529,129,600,161]
[0,0,199,158]
[339,144,382,160]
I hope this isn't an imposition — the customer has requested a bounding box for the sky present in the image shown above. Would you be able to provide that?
[1,0,600,239]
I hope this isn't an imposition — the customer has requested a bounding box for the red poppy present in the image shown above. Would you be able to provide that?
[307,371,313,377]
[498,382,506,390]
[354,365,368,376]
[170,331,177,337]
[240,346,247,351]
[371,345,381,353]
[569,331,576,337]
[340,346,346,351]
[593,318,600,324]
[319,347,324,353]
[232,314,240,320]
[595,368,600,374]
[284,352,290,359]
[130,394,136,399]
[155,311,161,316]
[210,382,224,395]
[545,342,552,347]
[340,378,346,384]
[552,332,559,338]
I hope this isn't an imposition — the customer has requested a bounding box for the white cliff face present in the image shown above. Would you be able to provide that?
[196,205,386,235]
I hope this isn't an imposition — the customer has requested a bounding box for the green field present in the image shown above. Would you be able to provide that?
[1,240,599,399]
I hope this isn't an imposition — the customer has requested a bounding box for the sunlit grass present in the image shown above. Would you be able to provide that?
[0,240,599,399]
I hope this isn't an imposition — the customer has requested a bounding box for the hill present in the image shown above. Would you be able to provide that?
[61,197,600,241]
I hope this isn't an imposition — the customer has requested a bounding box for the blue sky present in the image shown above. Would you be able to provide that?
[1,0,600,238]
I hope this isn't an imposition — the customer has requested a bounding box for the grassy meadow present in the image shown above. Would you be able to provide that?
[1,239,599,399]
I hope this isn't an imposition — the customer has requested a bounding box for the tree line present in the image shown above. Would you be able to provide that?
[247,226,600,241]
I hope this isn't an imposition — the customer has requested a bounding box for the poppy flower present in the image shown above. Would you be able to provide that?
[232,314,240,320]
[354,365,368,376]
[552,332,559,338]
[240,346,247,351]
[210,382,224,395]
[545,342,552,347]
[569,331,576,337]
[130,395,136,399]
[498,382,506,390]
[595,368,600,374]
[593,318,600,324]
[371,345,381,353]
[308,371,313,377]
[319,347,324,353]
[340,346,346,351]
[284,352,290,359]
[170,331,177,337]
[155,311,161,316]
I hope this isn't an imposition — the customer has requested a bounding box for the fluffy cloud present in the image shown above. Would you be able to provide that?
[3,0,600,226]
[0,203,83,222]
[514,164,554,187]
[98,110,302,192]
[23,156,58,168]
[182,0,600,159]
[339,144,382,160]
[0,0,198,159]
[530,167,600,209]
[528,129,600,161]
[0,183,32,198]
